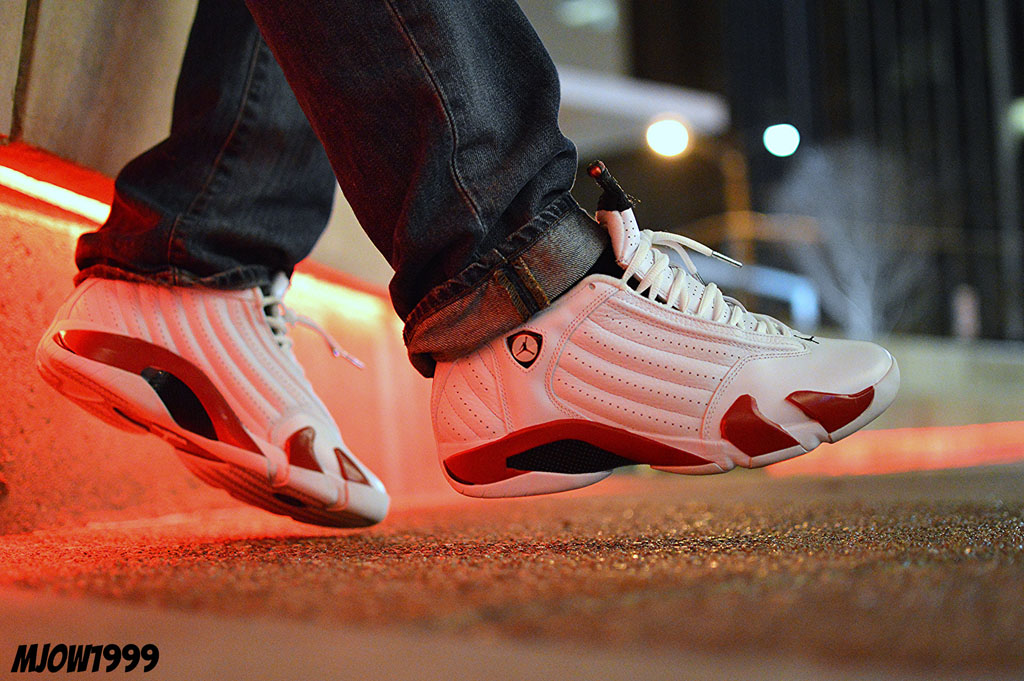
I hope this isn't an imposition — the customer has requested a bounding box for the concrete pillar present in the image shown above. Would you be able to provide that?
[0,1,27,137]
[16,0,195,174]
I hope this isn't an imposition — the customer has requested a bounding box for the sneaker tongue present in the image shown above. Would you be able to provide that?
[268,272,290,299]
[260,273,291,342]
[588,162,754,327]
[599,207,641,265]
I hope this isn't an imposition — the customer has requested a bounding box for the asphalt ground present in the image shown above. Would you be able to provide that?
[2,465,1023,679]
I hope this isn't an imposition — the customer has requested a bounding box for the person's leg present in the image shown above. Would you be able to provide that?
[39,0,389,528]
[45,0,900,511]
[76,0,335,289]
[243,0,607,376]
[241,1,897,497]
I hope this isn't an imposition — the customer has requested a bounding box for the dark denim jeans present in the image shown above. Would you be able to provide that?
[76,0,606,376]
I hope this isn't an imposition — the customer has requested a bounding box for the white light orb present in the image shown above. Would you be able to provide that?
[763,123,801,157]
[646,119,690,157]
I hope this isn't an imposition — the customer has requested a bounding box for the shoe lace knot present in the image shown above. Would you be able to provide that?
[624,229,793,337]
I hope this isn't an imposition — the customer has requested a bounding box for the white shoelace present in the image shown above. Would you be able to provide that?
[622,229,793,337]
[262,292,365,368]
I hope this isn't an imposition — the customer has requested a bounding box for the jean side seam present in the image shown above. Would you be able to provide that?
[165,30,267,285]
[493,268,532,321]
[382,0,483,229]
[511,257,549,308]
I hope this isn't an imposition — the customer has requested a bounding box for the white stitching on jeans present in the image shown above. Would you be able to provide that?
[165,32,266,285]
[382,0,483,228]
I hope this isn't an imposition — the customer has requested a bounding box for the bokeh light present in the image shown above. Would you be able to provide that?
[763,123,801,157]
[646,119,690,157]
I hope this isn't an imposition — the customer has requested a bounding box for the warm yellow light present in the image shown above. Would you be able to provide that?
[645,119,690,157]
[289,272,390,328]
[0,165,111,223]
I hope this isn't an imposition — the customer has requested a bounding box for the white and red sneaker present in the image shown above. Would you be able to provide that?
[35,274,389,527]
[431,162,899,498]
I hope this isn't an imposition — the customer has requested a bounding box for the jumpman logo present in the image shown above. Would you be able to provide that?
[507,331,543,368]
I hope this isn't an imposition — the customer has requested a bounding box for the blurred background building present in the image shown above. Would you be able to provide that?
[545,0,1024,343]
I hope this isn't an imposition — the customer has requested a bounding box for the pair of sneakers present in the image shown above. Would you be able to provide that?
[36,165,898,527]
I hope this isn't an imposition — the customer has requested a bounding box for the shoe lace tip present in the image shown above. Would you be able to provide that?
[712,250,744,268]
[333,346,365,369]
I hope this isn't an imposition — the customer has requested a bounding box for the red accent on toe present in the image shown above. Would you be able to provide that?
[335,448,369,485]
[786,386,875,433]
[721,394,800,456]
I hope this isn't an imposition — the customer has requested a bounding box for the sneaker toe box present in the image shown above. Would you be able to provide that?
[714,337,898,447]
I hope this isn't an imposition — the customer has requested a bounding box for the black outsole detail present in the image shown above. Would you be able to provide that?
[442,463,473,486]
[272,493,307,508]
[506,439,636,474]
[141,367,217,440]
[112,407,149,430]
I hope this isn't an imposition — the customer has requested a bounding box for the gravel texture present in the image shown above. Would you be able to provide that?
[2,466,1023,676]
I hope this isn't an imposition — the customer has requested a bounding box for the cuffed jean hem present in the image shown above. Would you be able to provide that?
[403,193,608,377]
[74,263,274,290]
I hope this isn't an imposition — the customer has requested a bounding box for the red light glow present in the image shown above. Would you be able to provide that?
[769,421,1024,477]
